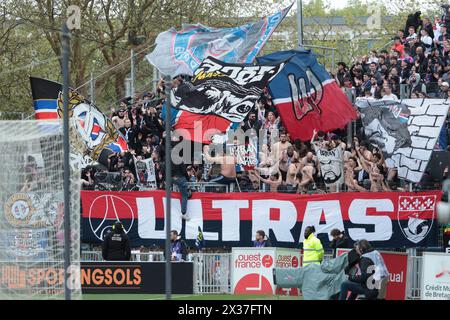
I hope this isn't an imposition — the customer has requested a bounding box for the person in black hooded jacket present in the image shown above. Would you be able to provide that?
[329,229,349,258]
[102,221,131,261]
[405,11,422,34]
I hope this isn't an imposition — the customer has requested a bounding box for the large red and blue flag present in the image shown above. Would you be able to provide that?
[257,50,357,141]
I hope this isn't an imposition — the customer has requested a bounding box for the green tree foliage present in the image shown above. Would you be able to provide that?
[0,0,446,115]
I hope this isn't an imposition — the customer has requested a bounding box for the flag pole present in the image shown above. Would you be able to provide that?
[164,75,172,300]
[297,0,304,48]
[61,22,72,301]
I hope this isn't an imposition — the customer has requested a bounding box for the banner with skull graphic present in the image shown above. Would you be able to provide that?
[173,56,286,122]
[356,99,450,183]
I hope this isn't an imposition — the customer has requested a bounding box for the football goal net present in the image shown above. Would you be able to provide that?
[0,120,81,299]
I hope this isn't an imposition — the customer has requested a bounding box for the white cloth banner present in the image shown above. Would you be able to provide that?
[356,99,450,182]
[134,157,156,187]
[228,141,258,170]
[315,146,344,186]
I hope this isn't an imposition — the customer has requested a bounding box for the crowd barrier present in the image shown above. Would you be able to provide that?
[192,253,232,294]
[170,181,442,194]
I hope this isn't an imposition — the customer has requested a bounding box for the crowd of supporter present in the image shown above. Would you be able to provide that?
[334,8,450,101]
[81,9,450,194]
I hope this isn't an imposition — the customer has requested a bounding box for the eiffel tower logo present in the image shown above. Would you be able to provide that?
[288,68,323,121]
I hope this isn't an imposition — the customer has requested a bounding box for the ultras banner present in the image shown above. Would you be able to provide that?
[80,190,442,248]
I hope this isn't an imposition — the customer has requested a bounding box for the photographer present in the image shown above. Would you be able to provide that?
[338,240,389,300]
[122,168,137,191]
[329,229,349,258]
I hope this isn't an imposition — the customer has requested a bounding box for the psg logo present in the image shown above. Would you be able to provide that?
[88,194,135,240]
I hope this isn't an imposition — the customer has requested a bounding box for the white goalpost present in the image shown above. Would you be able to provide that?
[0,120,81,299]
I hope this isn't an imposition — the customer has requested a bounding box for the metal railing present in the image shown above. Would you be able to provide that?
[130,251,165,261]
[80,250,165,262]
[406,254,422,300]
[192,252,232,294]
[174,182,234,193]
[80,251,102,262]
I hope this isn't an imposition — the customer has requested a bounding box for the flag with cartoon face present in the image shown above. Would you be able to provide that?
[30,77,128,167]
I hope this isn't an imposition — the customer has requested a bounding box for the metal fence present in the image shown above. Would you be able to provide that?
[130,251,165,261]
[80,251,102,262]
[80,250,165,262]
[407,254,422,300]
[192,253,232,294]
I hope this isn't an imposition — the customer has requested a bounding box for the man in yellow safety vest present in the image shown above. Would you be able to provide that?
[302,226,324,266]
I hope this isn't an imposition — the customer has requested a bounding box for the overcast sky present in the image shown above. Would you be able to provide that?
[328,0,349,9]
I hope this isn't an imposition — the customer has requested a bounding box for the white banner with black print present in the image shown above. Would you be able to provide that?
[356,99,450,182]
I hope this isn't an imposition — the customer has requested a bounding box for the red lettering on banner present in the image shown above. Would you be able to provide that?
[269,208,280,221]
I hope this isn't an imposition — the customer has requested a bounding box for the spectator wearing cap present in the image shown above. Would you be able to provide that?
[119,97,131,109]
[242,112,262,135]
[438,81,450,99]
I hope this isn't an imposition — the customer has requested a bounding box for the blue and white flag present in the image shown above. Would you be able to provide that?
[146,3,293,77]
[195,226,205,250]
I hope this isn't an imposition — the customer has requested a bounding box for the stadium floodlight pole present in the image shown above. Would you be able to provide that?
[164,75,172,300]
[297,0,304,48]
[61,22,72,301]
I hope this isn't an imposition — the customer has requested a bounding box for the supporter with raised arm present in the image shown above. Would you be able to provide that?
[251,169,283,192]
[203,144,237,185]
